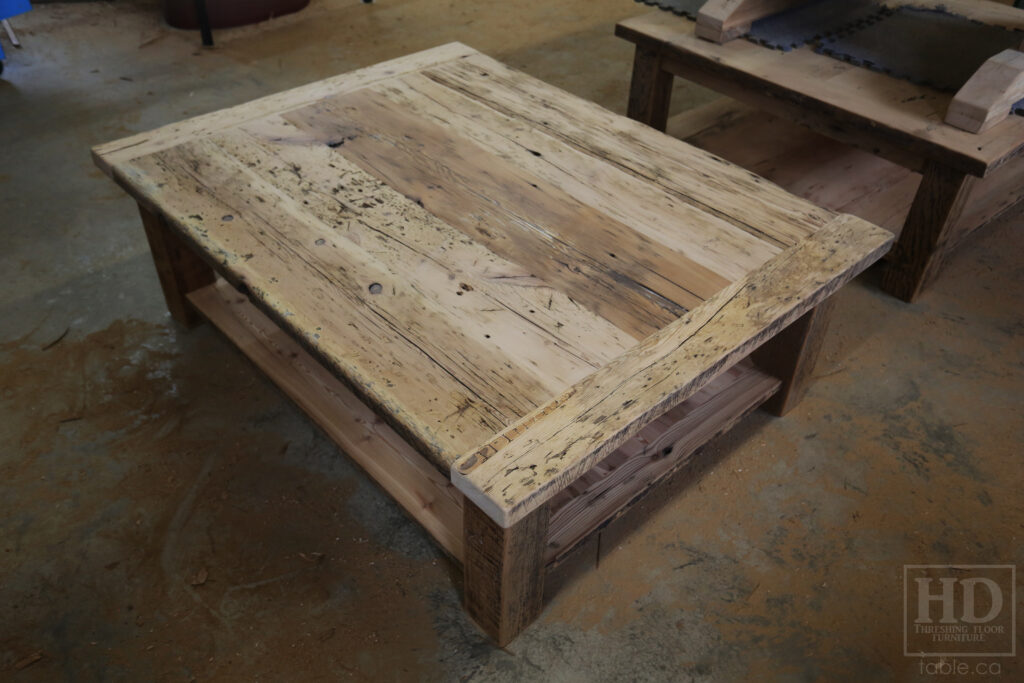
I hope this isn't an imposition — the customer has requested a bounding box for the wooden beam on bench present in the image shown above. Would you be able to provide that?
[452,214,892,528]
[696,0,809,43]
[946,49,1024,134]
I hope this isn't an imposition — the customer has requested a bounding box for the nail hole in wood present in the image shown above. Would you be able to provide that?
[368,283,383,295]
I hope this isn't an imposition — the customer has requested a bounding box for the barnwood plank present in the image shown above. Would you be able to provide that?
[372,74,782,282]
[283,90,725,329]
[423,53,831,248]
[946,50,1024,134]
[138,203,215,328]
[696,0,809,43]
[188,279,465,560]
[452,215,893,527]
[91,43,477,175]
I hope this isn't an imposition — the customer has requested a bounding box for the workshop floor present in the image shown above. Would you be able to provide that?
[1,1,1021,681]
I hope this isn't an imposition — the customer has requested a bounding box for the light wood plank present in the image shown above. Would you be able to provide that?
[422,53,832,248]
[452,215,893,527]
[371,74,781,283]
[188,279,465,560]
[946,49,1024,134]
[696,0,808,43]
[91,43,477,176]
[283,90,722,331]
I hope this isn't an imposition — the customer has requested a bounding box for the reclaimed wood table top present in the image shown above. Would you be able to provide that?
[616,1,1024,177]
[94,44,891,525]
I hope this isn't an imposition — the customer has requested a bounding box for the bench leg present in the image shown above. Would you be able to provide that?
[463,500,549,646]
[626,43,673,132]
[138,203,215,328]
[753,297,837,417]
[881,161,978,302]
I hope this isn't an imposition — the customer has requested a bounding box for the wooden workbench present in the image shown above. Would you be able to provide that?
[617,2,1024,302]
[93,44,891,645]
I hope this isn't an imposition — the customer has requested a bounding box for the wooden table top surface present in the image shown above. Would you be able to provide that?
[93,43,882,473]
[617,2,1024,177]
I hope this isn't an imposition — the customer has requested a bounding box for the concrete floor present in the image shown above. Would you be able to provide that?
[1,1,1021,680]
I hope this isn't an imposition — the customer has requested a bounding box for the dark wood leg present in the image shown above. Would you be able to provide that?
[138,203,215,328]
[626,43,673,132]
[753,296,837,417]
[463,500,549,646]
[881,161,978,302]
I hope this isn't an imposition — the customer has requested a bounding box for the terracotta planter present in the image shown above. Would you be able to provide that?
[165,0,310,30]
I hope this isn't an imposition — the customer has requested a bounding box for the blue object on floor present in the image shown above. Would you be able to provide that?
[0,0,31,62]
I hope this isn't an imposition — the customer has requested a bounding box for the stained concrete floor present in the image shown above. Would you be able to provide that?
[0,1,1021,681]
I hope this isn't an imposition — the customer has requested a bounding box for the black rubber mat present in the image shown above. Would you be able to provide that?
[817,6,1024,92]
[747,0,885,51]
[635,0,704,20]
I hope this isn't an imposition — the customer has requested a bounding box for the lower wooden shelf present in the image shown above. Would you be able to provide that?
[187,279,467,560]
[545,361,779,565]
[667,99,1024,242]
[188,278,782,569]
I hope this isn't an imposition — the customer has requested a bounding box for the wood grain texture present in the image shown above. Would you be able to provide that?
[453,215,893,527]
[283,88,725,333]
[946,49,1024,134]
[881,162,979,302]
[424,52,831,248]
[463,501,548,646]
[138,203,215,328]
[369,72,782,283]
[91,43,477,176]
[188,279,466,559]
[545,361,779,564]
[616,10,1024,176]
[751,296,835,416]
[626,43,672,130]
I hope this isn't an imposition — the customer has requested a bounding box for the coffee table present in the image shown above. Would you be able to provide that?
[617,2,1024,302]
[93,43,891,645]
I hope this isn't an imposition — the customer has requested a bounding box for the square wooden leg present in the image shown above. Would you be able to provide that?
[138,203,215,328]
[881,161,978,302]
[752,296,837,417]
[626,43,673,132]
[462,500,549,646]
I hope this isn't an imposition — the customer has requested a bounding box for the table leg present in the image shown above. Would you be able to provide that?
[626,44,673,132]
[138,203,215,328]
[753,296,837,417]
[463,500,549,646]
[881,161,978,302]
